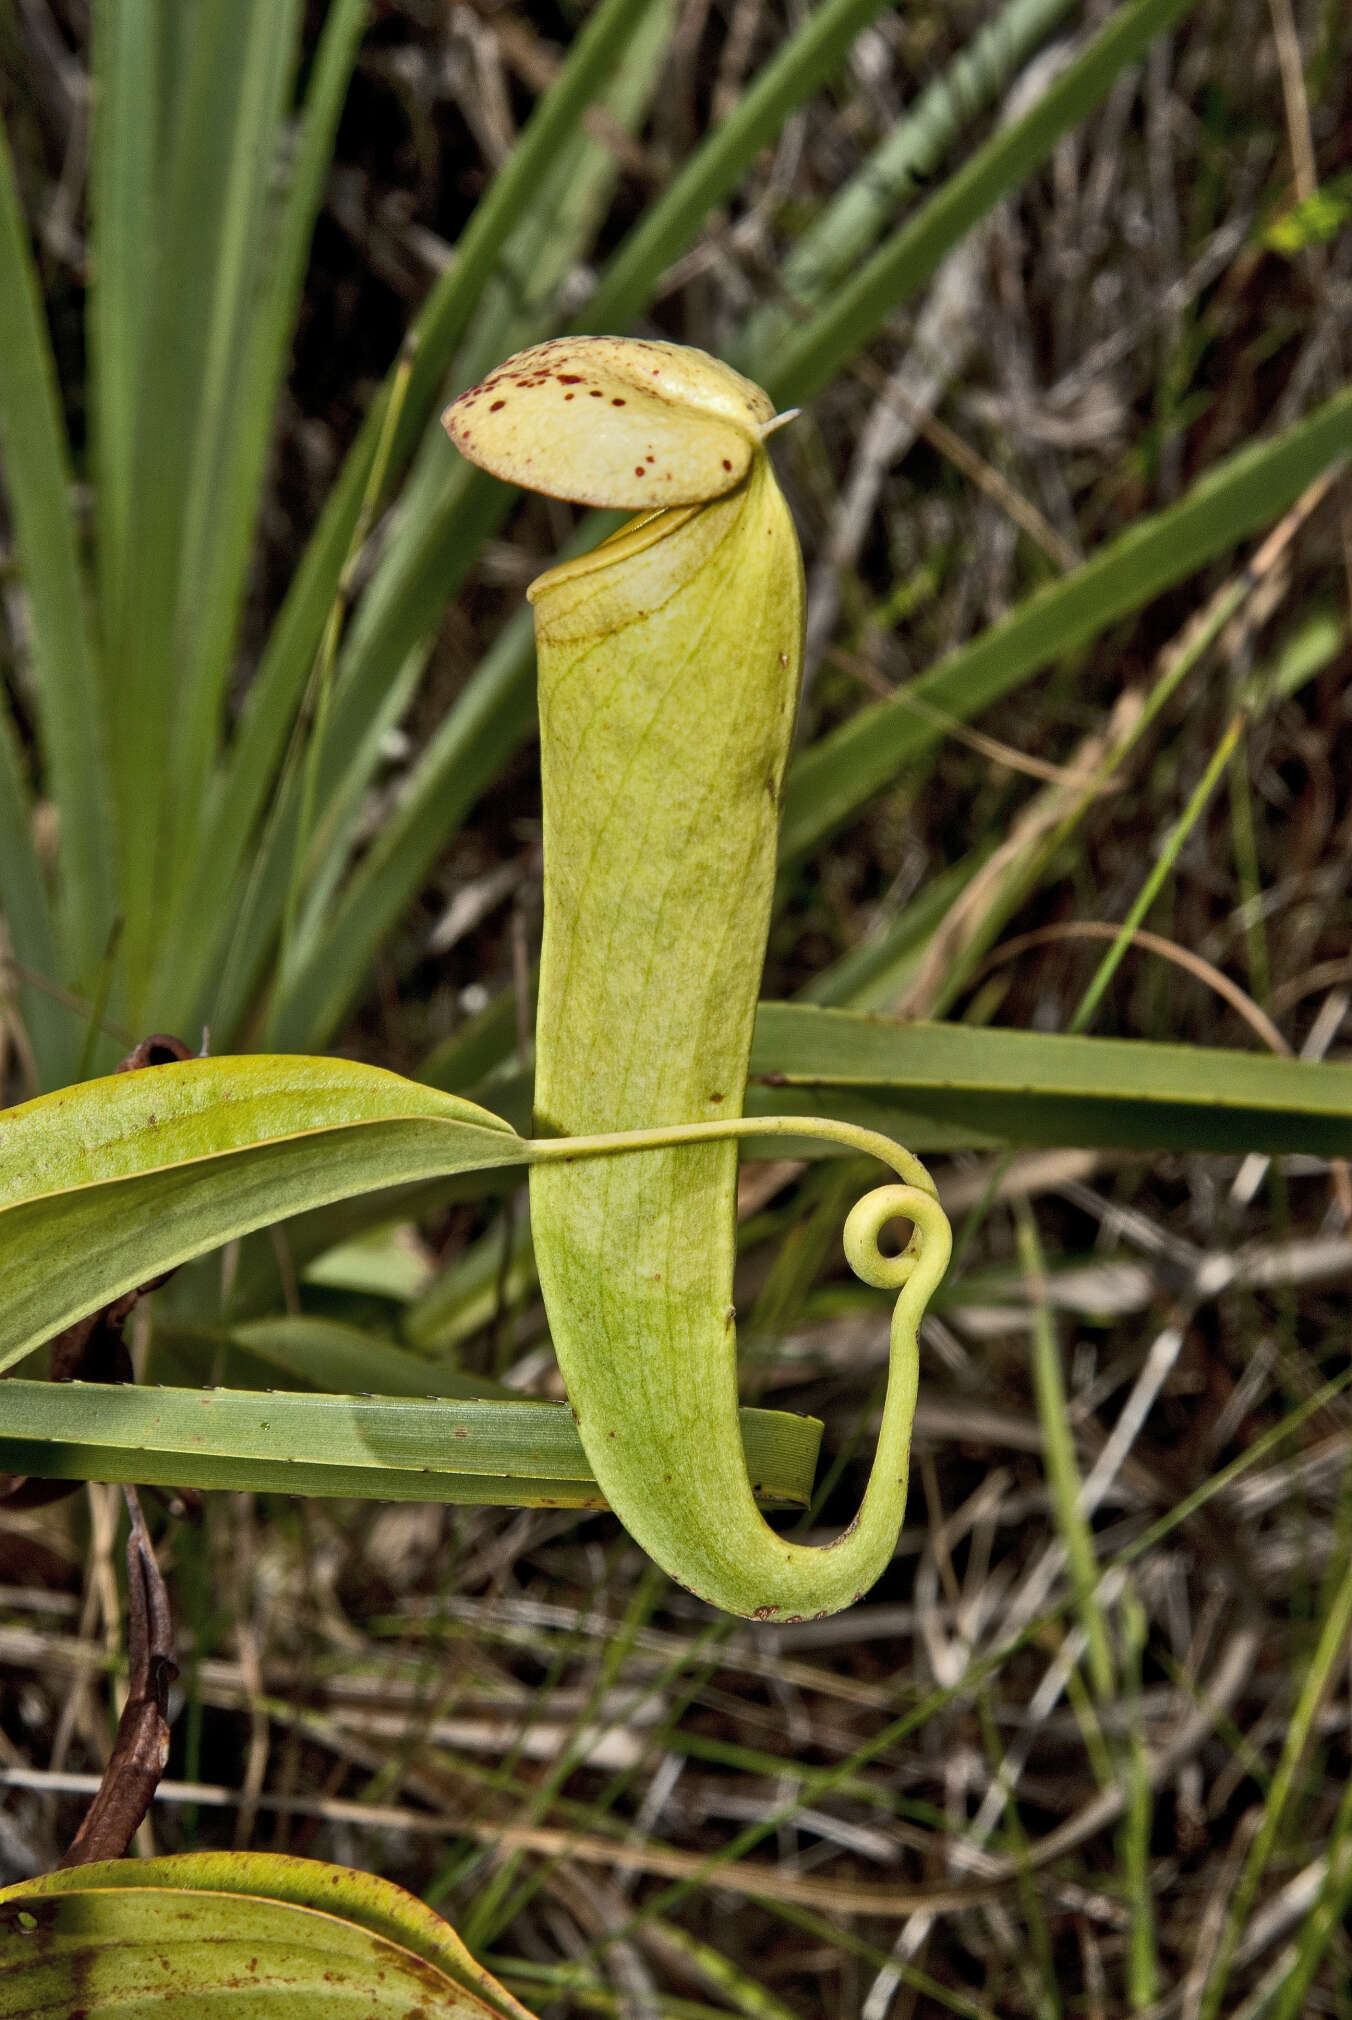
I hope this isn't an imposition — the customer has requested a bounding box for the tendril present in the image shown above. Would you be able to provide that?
[528,1109,953,1347]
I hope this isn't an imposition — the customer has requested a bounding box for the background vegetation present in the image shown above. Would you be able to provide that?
[1,0,1351,2011]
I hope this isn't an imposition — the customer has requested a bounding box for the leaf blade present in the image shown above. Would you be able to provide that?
[749,1005,1352,1158]
[0,1380,821,1510]
[0,116,114,979]
[0,1056,519,1372]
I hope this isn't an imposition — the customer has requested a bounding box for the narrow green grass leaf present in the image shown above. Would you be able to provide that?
[1017,1203,1114,1697]
[737,0,1077,373]
[0,700,65,1083]
[748,1004,1352,1157]
[767,0,1202,406]
[1070,715,1244,1033]
[174,1314,516,1401]
[105,0,304,1010]
[781,383,1352,864]
[640,1921,802,2020]
[0,1380,819,1510]
[579,0,897,334]
[88,0,161,636]
[1119,1585,1159,2009]
[1198,1547,1352,2020]
[0,118,114,978]
[1268,1778,1352,2018]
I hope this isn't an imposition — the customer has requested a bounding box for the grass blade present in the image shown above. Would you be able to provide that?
[165,0,368,881]
[747,1004,1352,1157]
[0,701,66,1085]
[1197,1547,1352,2020]
[102,0,304,1011]
[736,0,1078,373]
[579,0,896,334]
[1017,1202,1114,1697]
[766,0,1202,406]
[0,1380,820,1509]
[1067,713,1245,1034]
[87,0,162,644]
[0,117,114,980]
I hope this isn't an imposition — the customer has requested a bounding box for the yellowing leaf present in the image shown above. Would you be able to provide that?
[0,1055,522,1376]
[0,1851,537,2017]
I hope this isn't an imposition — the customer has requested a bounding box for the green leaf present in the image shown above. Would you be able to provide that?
[0,1379,821,1510]
[578,0,897,335]
[165,0,368,871]
[103,0,307,1010]
[177,1313,512,1399]
[0,1055,521,1375]
[748,1005,1352,1157]
[766,0,1203,406]
[0,1851,537,2018]
[0,698,65,1082]
[736,0,1078,373]
[1263,171,1352,256]
[88,0,163,611]
[0,115,114,981]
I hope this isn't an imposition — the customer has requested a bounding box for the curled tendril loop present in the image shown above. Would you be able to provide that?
[844,1182,951,1302]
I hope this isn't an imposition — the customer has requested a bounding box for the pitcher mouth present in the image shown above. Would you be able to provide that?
[525,499,709,606]
[525,451,777,649]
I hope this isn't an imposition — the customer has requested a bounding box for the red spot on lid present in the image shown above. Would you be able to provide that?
[489,400,506,412]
